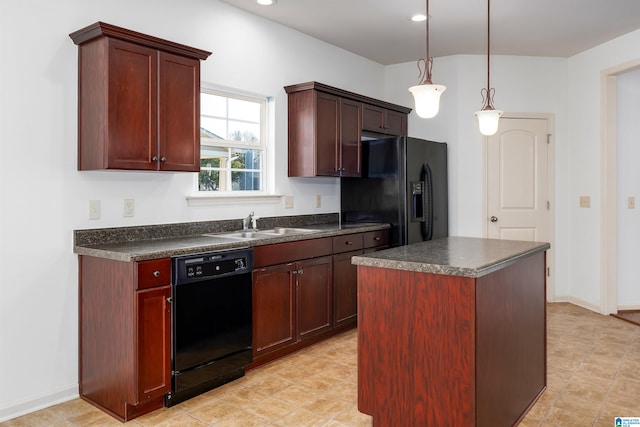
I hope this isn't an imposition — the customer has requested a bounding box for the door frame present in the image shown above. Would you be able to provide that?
[601,59,640,314]
[483,113,555,302]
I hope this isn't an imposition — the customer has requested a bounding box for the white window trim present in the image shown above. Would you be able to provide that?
[196,84,273,197]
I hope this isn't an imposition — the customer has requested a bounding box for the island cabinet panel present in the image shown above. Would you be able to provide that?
[475,252,546,426]
[357,267,476,426]
[356,249,546,427]
[79,256,171,422]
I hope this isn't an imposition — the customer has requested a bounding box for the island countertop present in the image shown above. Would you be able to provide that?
[351,236,550,278]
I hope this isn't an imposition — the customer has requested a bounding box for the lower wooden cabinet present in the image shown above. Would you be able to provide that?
[333,230,389,329]
[252,238,333,363]
[333,250,360,327]
[136,285,171,402]
[250,229,389,367]
[297,256,333,339]
[79,256,171,422]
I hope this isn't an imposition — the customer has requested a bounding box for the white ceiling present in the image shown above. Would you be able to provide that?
[219,0,640,65]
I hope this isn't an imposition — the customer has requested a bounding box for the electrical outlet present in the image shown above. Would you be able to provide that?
[315,195,321,208]
[579,196,590,208]
[124,199,135,217]
[89,200,100,220]
[628,196,636,209]
[284,195,294,209]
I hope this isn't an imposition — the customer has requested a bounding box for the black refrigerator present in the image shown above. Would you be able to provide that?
[340,137,448,247]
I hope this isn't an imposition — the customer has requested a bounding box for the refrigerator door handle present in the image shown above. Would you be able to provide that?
[421,163,434,241]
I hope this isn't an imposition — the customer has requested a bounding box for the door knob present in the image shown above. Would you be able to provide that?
[490,216,498,222]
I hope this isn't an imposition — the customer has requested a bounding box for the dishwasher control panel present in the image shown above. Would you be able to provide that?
[172,248,254,284]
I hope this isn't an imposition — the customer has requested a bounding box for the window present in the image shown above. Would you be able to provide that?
[199,88,266,193]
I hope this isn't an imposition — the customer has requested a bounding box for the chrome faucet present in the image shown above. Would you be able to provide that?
[242,211,255,230]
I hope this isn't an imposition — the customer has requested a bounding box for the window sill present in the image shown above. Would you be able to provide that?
[187,194,283,207]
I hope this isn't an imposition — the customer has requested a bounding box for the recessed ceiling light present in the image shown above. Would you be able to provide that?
[411,14,427,22]
[257,0,276,5]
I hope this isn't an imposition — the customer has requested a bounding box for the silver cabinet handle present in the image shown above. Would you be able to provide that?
[160,156,167,163]
[153,270,161,277]
[152,156,158,162]
[490,216,498,222]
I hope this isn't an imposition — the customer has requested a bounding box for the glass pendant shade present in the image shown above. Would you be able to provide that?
[409,83,446,119]
[475,109,503,136]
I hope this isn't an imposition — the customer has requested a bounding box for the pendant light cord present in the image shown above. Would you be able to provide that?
[417,0,433,85]
[486,0,491,92]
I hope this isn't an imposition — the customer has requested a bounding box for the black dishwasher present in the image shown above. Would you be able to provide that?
[165,247,253,407]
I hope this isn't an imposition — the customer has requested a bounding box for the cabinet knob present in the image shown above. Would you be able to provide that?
[374,237,381,241]
[346,241,353,245]
[166,297,172,303]
[152,156,158,162]
[298,269,304,275]
[160,156,167,163]
[490,216,498,223]
[153,270,161,277]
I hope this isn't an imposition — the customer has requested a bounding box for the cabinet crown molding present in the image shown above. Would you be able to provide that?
[69,21,212,60]
[284,81,412,115]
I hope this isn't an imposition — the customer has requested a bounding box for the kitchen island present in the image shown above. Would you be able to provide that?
[352,237,550,427]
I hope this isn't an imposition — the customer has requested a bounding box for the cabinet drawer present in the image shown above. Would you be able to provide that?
[254,237,333,268]
[333,234,364,254]
[363,230,389,248]
[137,258,171,290]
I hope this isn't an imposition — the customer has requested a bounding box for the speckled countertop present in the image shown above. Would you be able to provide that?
[351,236,550,278]
[73,213,390,262]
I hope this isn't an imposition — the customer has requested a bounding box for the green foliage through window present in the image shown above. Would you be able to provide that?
[199,89,266,192]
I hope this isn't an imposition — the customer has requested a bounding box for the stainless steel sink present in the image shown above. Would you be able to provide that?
[204,227,321,241]
[259,227,321,235]
[208,231,266,240]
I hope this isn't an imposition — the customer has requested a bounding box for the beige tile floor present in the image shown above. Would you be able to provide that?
[2,302,640,427]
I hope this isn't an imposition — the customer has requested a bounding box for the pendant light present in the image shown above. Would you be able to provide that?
[474,0,503,136]
[409,0,446,119]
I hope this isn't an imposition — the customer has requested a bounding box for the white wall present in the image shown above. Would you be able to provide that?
[383,55,570,297]
[567,29,640,309]
[0,0,386,419]
[617,69,640,308]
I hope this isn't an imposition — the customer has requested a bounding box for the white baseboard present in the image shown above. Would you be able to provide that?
[0,385,78,423]
[617,304,640,311]
[551,294,569,303]
[566,295,603,314]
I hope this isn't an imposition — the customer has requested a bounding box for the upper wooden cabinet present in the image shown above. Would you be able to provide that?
[69,22,211,171]
[285,82,411,178]
[361,103,407,136]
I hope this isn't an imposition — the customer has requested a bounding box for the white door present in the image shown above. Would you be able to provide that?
[486,116,554,300]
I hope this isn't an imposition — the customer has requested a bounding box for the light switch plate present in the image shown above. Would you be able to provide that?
[284,195,294,209]
[124,199,135,217]
[89,200,100,220]
[579,196,590,208]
